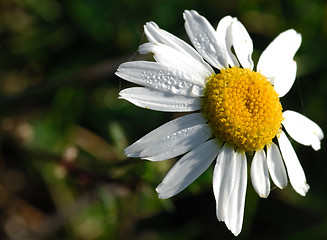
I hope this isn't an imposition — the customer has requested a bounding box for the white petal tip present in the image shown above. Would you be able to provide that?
[157,194,169,200]
[156,191,165,199]
[259,193,269,198]
[155,184,162,193]
[312,142,321,151]
[222,220,242,236]
[124,149,139,158]
[296,183,310,196]
[313,146,320,151]
[230,227,242,237]
[298,192,306,197]
[155,185,170,199]
[277,183,287,190]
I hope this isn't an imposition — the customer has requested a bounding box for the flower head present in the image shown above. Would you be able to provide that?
[116,10,324,236]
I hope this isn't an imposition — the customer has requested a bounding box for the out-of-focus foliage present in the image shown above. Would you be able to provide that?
[0,0,326,239]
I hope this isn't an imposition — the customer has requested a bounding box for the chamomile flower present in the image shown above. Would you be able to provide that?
[116,10,324,236]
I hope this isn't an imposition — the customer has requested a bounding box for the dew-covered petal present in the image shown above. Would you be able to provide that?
[124,113,206,158]
[257,29,301,97]
[267,142,288,189]
[216,16,239,67]
[224,151,247,236]
[119,87,201,112]
[140,124,212,161]
[228,19,254,70]
[144,21,214,74]
[184,10,228,69]
[278,131,310,196]
[139,43,212,84]
[116,61,204,97]
[213,144,236,222]
[282,110,324,151]
[156,139,221,199]
[251,149,270,198]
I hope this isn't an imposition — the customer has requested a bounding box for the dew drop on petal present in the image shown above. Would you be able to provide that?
[172,85,181,94]
[191,85,204,96]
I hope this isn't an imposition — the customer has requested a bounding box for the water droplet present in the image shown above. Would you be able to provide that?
[191,85,204,96]
[172,85,181,94]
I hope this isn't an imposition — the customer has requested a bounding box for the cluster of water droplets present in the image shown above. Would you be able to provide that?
[139,127,197,157]
[174,97,200,109]
[192,33,216,53]
[161,126,197,148]
[141,69,203,97]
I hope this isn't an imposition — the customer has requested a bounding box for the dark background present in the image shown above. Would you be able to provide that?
[0,0,326,239]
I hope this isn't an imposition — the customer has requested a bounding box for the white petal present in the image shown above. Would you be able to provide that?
[271,60,297,98]
[267,143,288,189]
[156,139,221,199]
[144,21,214,74]
[124,113,207,157]
[116,61,205,97]
[141,124,212,161]
[278,131,310,196]
[139,42,212,84]
[251,149,270,198]
[257,29,301,97]
[258,29,301,66]
[213,144,236,222]
[184,10,228,69]
[224,151,247,236]
[228,19,254,69]
[216,16,239,67]
[119,87,201,112]
[213,145,248,235]
[282,110,324,151]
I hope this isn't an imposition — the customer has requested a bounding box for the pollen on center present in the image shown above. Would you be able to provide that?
[202,67,283,152]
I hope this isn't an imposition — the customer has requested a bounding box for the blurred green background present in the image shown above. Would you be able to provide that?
[0,0,326,239]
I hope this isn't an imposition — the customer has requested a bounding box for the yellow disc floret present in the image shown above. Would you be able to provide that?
[202,67,283,152]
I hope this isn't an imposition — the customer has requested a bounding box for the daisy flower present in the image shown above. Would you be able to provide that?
[116,10,324,236]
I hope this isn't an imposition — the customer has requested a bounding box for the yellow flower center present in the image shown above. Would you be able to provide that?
[202,67,283,152]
